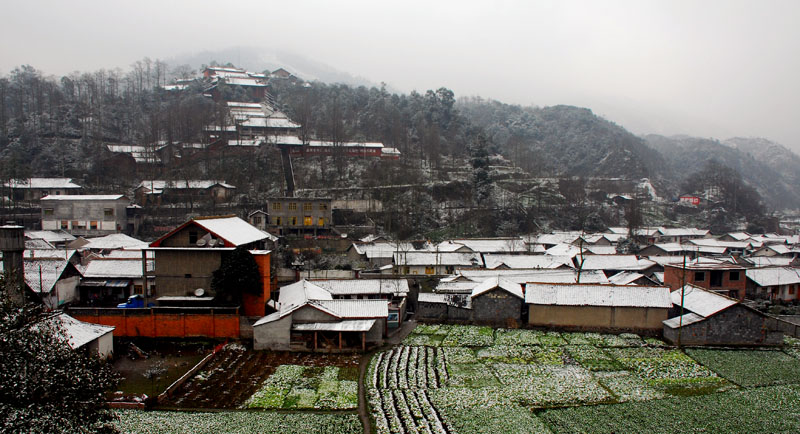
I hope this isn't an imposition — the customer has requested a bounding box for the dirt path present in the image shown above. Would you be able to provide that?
[358,320,418,434]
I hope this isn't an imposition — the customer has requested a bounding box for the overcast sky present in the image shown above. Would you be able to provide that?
[3,0,799,150]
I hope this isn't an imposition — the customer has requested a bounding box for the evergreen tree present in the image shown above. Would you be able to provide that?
[211,246,262,304]
[0,275,120,434]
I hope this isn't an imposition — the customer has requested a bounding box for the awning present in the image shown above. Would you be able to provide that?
[105,279,131,288]
[81,280,107,287]
[292,319,376,332]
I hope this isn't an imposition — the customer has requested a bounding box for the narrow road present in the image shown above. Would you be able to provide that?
[357,320,418,434]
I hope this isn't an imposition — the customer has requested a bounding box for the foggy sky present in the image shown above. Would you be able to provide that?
[3,0,799,151]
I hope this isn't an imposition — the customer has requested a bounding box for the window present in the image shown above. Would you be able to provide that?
[319,203,328,211]
[425,266,435,275]
[189,231,198,244]
[43,208,54,216]
[60,220,68,229]
[274,216,282,225]
[184,274,192,278]
[318,217,325,226]
[303,202,313,211]
[729,271,740,281]
[89,221,98,230]
[303,216,313,226]
[288,202,297,211]
[252,216,262,226]
[694,271,705,282]
[290,216,297,226]
[271,202,282,211]
[71,220,80,229]
[104,208,114,218]
[710,270,723,287]
[133,285,143,295]
[790,285,796,295]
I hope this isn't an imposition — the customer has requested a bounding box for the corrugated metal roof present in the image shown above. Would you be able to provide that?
[312,279,409,296]
[456,268,609,284]
[25,230,76,243]
[312,299,389,318]
[22,258,71,293]
[578,255,656,271]
[437,238,528,253]
[292,319,376,332]
[41,194,124,201]
[82,234,148,250]
[745,257,794,268]
[470,277,524,299]
[669,285,738,317]
[417,293,472,308]
[278,280,333,313]
[608,272,645,285]
[525,283,672,308]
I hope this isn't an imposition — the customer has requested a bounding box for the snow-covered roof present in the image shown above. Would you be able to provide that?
[669,285,738,317]
[352,242,431,259]
[22,258,72,293]
[746,267,800,287]
[585,245,618,255]
[577,255,656,271]
[23,249,76,260]
[25,239,55,249]
[83,259,147,279]
[483,254,573,270]
[663,312,706,329]
[662,258,744,270]
[81,234,148,251]
[745,257,794,268]
[525,283,672,308]
[658,228,709,237]
[382,147,401,156]
[689,239,750,250]
[393,252,481,267]
[189,216,269,247]
[606,227,629,235]
[219,76,267,87]
[454,268,609,284]
[41,194,125,201]
[544,243,584,258]
[25,230,76,243]
[5,178,81,189]
[608,271,646,286]
[438,238,527,253]
[307,140,383,149]
[103,249,153,259]
[470,277,524,299]
[136,180,235,193]
[311,279,408,296]
[278,280,333,313]
[292,319,376,332]
[51,313,114,350]
[536,232,582,245]
[724,232,751,241]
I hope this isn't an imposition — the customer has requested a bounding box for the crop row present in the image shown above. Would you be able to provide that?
[369,388,450,434]
[370,346,447,390]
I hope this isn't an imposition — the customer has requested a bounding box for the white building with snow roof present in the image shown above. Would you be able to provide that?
[253,280,389,351]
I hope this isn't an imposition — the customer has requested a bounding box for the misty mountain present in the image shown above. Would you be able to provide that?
[166,47,379,88]
[643,134,800,210]
[457,99,665,180]
[724,137,800,187]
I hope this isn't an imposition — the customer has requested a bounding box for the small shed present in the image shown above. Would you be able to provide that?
[53,313,115,359]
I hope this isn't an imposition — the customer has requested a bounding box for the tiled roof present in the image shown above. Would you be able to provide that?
[525,283,672,308]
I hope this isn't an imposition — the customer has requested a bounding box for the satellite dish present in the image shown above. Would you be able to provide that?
[208,239,218,247]
[194,288,205,297]
[196,238,206,247]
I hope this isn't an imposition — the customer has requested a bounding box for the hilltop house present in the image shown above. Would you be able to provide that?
[4,178,81,202]
[134,180,236,205]
[40,195,141,236]
[266,197,332,236]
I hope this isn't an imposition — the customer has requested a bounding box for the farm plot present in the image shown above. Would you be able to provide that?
[367,325,749,433]
[115,409,362,434]
[245,364,358,410]
[538,384,800,433]
[685,348,800,387]
[160,347,359,409]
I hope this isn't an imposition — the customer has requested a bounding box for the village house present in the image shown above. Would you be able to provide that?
[416,293,472,321]
[663,284,783,346]
[525,283,672,332]
[576,255,659,277]
[40,195,141,236]
[51,312,115,359]
[146,215,273,316]
[3,177,82,203]
[248,210,269,231]
[657,228,710,244]
[266,197,332,236]
[482,254,574,270]
[309,279,408,329]
[25,229,76,248]
[134,180,236,206]
[470,277,526,325]
[745,267,800,302]
[253,280,389,351]
[346,241,431,268]
[9,251,82,309]
[79,257,154,307]
[435,238,528,254]
[202,67,269,101]
[663,259,747,300]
